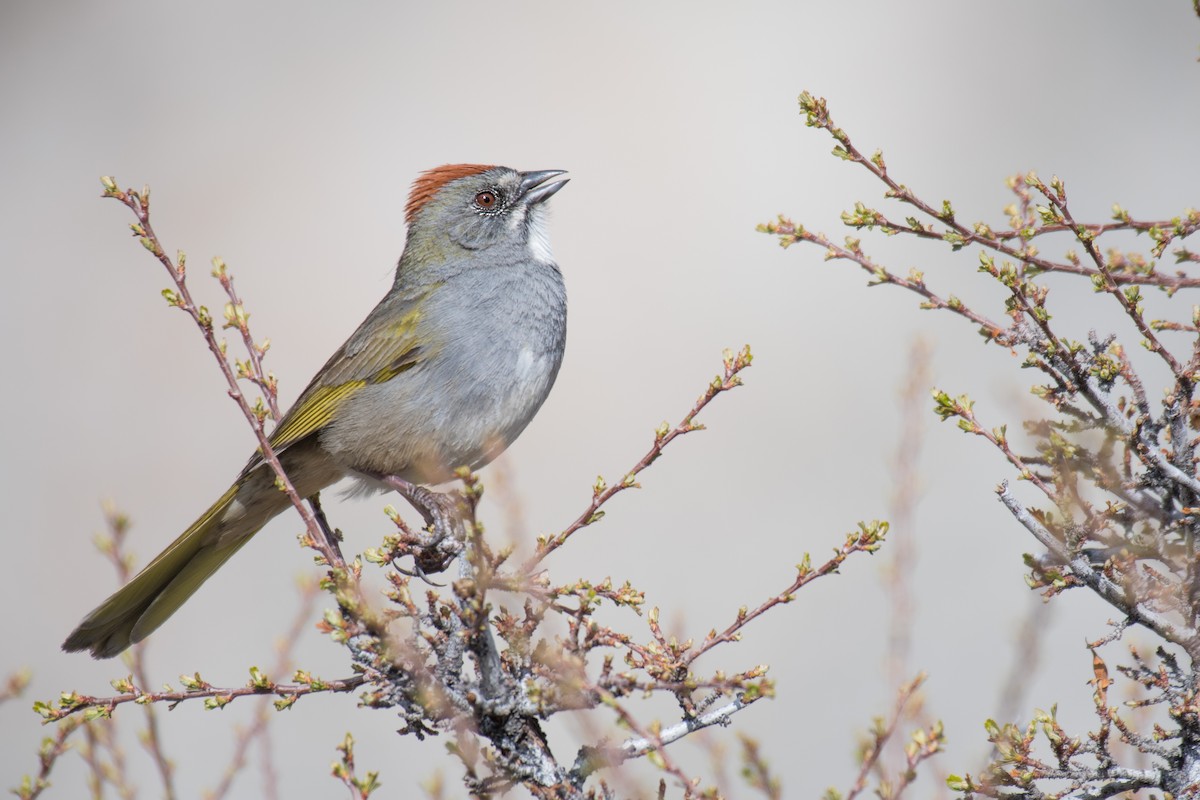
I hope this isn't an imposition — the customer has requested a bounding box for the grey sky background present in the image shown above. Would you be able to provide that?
[3,2,1199,797]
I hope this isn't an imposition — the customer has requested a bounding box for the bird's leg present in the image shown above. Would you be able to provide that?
[376,475,465,573]
[306,492,345,563]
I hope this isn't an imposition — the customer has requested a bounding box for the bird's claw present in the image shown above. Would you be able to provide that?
[375,475,467,574]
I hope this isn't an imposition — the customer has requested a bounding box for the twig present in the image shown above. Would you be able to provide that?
[0,669,31,706]
[213,257,281,418]
[525,345,753,570]
[738,735,781,800]
[571,688,708,795]
[760,221,1009,341]
[1034,178,1182,379]
[787,92,1200,289]
[11,718,85,800]
[38,672,367,721]
[619,695,755,760]
[688,520,887,664]
[99,177,340,569]
[774,90,1200,800]
[886,338,930,690]
[206,578,321,800]
[992,596,1054,729]
[331,733,381,799]
[996,482,1195,648]
[78,719,136,800]
[94,504,177,799]
[843,675,927,800]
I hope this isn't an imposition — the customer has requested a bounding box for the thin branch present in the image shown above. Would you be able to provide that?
[525,345,753,570]
[688,520,887,664]
[885,338,930,691]
[623,696,754,759]
[789,93,1200,289]
[40,672,367,721]
[760,221,1009,340]
[844,675,927,800]
[1036,177,1183,379]
[1068,772,1164,800]
[331,733,381,799]
[78,719,136,800]
[738,735,782,800]
[206,578,321,800]
[100,177,341,569]
[569,687,711,793]
[11,718,85,800]
[213,258,281,419]
[0,669,31,706]
[95,505,176,800]
[992,596,1054,728]
[997,483,1196,648]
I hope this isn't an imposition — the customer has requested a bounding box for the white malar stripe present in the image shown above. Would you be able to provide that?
[526,207,555,264]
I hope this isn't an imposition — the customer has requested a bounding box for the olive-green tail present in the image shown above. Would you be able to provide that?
[63,484,252,659]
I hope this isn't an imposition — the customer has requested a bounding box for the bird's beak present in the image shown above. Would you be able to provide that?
[520,170,569,205]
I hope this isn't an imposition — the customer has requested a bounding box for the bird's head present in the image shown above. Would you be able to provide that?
[403,164,568,264]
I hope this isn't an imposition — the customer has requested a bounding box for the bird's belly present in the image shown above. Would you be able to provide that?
[450,347,554,468]
[322,340,561,485]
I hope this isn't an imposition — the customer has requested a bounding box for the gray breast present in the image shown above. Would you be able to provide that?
[327,258,566,484]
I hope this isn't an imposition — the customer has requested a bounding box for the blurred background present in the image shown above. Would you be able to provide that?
[3,2,1199,797]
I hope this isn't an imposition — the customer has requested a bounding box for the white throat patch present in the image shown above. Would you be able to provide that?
[526,206,555,265]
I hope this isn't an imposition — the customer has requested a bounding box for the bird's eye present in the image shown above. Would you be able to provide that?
[475,190,498,209]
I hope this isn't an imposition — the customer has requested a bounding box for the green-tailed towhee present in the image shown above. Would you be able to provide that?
[64,164,569,658]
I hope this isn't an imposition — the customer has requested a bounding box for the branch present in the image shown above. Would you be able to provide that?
[1068,772,1163,800]
[37,671,366,722]
[331,733,381,799]
[99,177,341,569]
[94,505,176,799]
[787,92,1200,289]
[0,669,31,707]
[843,675,927,800]
[996,483,1197,649]
[525,345,753,570]
[11,718,84,800]
[688,520,888,664]
[571,692,759,786]
[627,695,755,760]
[207,578,322,800]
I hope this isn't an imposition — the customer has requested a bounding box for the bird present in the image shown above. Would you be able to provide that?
[63,164,569,659]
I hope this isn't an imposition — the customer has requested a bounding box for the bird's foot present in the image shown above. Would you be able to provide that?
[377,476,466,574]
